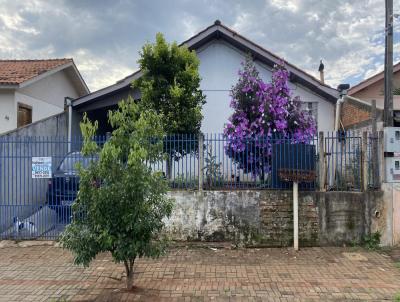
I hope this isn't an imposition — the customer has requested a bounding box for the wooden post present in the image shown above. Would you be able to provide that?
[384,0,394,127]
[361,131,368,191]
[198,134,204,191]
[318,132,325,191]
[371,100,379,188]
[371,99,377,133]
[293,181,299,251]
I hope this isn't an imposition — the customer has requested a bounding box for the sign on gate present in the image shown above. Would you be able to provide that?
[32,157,52,178]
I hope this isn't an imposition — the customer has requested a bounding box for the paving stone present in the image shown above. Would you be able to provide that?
[17,240,55,248]
[0,240,18,248]
[0,245,399,301]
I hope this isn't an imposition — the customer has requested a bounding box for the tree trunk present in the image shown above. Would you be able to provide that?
[126,269,133,290]
[124,259,135,290]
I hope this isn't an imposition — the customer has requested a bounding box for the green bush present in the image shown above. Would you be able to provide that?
[361,231,381,250]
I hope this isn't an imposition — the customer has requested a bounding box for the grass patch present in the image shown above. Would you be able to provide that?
[394,292,400,302]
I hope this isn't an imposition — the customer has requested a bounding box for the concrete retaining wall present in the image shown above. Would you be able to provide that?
[165,190,386,247]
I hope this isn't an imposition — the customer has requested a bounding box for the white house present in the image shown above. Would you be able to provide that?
[0,59,89,134]
[72,20,338,134]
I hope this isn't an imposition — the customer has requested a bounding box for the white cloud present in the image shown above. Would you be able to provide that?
[0,0,398,91]
[0,13,39,34]
[271,0,299,12]
[66,49,133,92]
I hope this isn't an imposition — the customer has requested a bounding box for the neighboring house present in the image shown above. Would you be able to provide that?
[342,62,400,129]
[72,20,338,135]
[0,59,89,134]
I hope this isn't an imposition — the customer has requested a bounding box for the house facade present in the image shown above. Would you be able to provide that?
[72,21,338,135]
[342,62,400,129]
[0,59,89,134]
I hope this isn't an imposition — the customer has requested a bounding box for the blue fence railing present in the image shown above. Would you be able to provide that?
[0,132,377,240]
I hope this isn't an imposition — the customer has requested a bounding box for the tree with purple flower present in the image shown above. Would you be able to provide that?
[224,56,316,180]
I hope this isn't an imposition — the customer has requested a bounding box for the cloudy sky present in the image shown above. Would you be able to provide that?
[0,0,399,92]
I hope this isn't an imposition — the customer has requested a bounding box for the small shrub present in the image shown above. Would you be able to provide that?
[173,173,198,189]
[361,231,381,250]
[203,144,222,189]
[60,101,174,290]
[394,292,400,302]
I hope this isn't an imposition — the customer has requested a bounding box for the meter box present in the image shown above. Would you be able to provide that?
[386,157,400,182]
[384,127,400,153]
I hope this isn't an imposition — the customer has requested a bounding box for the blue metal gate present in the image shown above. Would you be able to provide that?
[324,132,362,191]
[0,136,106,240]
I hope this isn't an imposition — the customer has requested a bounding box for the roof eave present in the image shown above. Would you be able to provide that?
[72,70,142,108]
[0,84,18,89]
[17,62,74,89]
[69,62,90,95]
[349,61,400,95]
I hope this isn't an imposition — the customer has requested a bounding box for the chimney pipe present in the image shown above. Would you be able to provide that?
[318,60,325,84]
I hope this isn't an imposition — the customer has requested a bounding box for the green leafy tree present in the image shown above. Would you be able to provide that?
[133,33,206,176]
[60,99,174,290]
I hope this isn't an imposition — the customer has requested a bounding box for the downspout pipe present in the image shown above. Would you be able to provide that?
[330,84,350,188]
[335,84,351,131]
[65,97,74,153]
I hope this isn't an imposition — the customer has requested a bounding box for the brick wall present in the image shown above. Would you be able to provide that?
[165,190,383,247]
[341,100,371,129]
[259,191,319,246]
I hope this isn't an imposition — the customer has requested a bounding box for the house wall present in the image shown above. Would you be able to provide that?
[393,184,400,246]
[0,69,82,135]
[196,40,336,134]
[14,92,63,124]
[19,70,80,109]
[349,72,400,110]
[0,90,16,133]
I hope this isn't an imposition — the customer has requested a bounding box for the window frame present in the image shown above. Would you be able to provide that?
[17,102,32,128]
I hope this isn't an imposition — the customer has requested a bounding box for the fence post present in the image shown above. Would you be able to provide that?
[362,131,368,191]
[293,181,299,251]
[318,132,325,191]
[198,134,204,191]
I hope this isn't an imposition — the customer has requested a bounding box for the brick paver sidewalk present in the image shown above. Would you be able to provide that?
[0,242,400,301]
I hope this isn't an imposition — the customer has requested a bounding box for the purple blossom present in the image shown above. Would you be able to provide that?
[223,57,317,177]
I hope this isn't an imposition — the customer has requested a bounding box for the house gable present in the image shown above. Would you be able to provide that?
[197,39,335,133]
[73,20,338,110]
[0,59,89,134]
[19,69,81,108]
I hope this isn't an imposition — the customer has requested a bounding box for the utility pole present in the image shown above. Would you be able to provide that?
[384,0,394,127]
